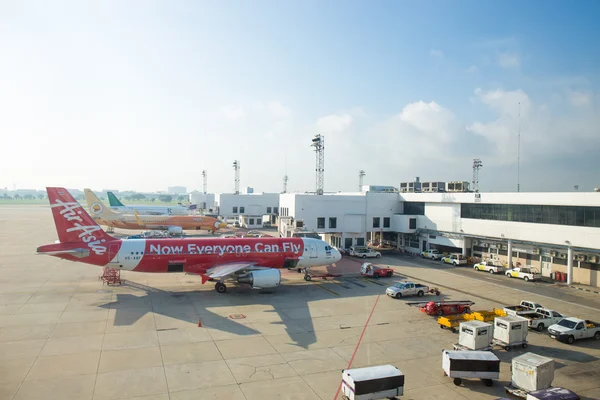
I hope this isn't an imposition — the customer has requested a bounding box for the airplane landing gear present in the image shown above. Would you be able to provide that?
[303,267,312,281]
[215,282,227,293]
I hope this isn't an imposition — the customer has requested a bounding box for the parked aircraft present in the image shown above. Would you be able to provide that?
[39,187,341,293]
[107,191,190,216]
[85,189,226,235]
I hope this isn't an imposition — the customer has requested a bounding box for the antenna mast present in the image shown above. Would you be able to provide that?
[517,101,521,193]
[472,159,482,193]
[358,170,366,191]
[232,160,240,195]
[201,170,207,194]
[311,134,325,195]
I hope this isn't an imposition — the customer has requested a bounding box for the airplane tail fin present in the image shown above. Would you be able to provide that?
[107,192,125,207]
[84,188,119,219]
[46,187,114,243]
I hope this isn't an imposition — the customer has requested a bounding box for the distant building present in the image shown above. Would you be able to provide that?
[168,186,187,195]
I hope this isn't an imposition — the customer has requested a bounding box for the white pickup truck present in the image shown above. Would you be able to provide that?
[505,267,542,282]
[386,281,440,298]
[350,247,382,259]
[503,300,544,317]
[441,253,468,266]
[547,317,600,344]
[473,260,505,274]
[421,249,442,260]
[522,308,566,332]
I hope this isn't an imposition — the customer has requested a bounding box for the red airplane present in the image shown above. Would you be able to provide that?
[37,187,341,293]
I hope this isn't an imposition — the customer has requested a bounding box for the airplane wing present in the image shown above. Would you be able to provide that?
[205,262,268,279]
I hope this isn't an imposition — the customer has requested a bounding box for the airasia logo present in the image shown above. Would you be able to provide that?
[52,199,107,255]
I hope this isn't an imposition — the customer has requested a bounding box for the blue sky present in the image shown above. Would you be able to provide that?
[1,1,598,193]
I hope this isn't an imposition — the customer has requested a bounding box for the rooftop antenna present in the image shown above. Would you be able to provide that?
[358,170,366,191]
[517,101,521,193]
[202,170,207,194]
[232,160,240,195]
[311,134,324,195]
[283,156,289,193]
[472,159,483,193]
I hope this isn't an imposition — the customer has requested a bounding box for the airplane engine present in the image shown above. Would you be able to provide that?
[237,269,281,289]
[167,226,183,235]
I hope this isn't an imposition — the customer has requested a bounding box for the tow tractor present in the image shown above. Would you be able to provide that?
[360,263,394,278]
[300,267,342,282]
[408,300,475,316]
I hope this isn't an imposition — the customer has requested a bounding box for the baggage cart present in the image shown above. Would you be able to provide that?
[492,315,529,351]
[453,321,493,351]
[341,364,404,400]
[442,350,500,387]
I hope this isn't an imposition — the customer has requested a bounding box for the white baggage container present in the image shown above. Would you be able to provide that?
[341,365,404,400]
[526,387,580,400]
[457,321,493,350]
[442,350,500,387]
[512,353,554,392]
[493,315,529,350]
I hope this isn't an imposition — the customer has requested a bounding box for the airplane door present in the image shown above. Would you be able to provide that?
[109,243,119,263]
[309,242,318,258]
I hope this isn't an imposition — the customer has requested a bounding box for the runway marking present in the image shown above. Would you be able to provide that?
[331,281,351,289]
[345,279,366,288]
[334,294,381,399]
[315,283,340,297]
[396,258,600,312]
[362,278,386,286]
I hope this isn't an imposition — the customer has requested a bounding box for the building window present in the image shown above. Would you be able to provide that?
[317,217,325,229]
[383,217,390,228]
[356,238,365,246]
[267,207,272,213]
[249,218,255,225]
[403,202,425,215]
[240,206,245,213]
[273,207,278,214]
[409,218,417,229]
[461,204,600,228]
[233,207,238,213]
[329,217,337,229]
[373,217,380,228]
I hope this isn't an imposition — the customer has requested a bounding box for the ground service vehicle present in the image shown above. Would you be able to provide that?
[547,317,600,344]
[354,248,381,259]
[474,260,505,274]
[348,246,368,256]
[360,263,393,278]
[506,267,542,282]
[421,249,442,260]
[386,281,440,298]
[441,253,468,265]
[341,365,404,400]
[504,301,544,317]
[523,309,566,332]
[442,350,500,387]
[408,300,474,316]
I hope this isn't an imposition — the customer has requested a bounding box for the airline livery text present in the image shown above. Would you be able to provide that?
[149,242,301,256]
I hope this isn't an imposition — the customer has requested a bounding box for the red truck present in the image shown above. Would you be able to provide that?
[408,300,475,316]
[360,263,394,278]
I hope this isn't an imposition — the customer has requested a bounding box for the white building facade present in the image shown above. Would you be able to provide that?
[277,191,600,287]
[217,193,280,228]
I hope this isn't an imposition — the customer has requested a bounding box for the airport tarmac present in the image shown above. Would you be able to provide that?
[1,206,600,400]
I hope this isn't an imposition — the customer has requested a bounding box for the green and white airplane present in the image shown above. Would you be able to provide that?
[107,191,190,216]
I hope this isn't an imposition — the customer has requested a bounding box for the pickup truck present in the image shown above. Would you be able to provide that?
[503,300,544,317]
[421,249,442,260]
[505,267,542,282]
[361,263,393,278]
[522,308,566,331]
[351,247,382,259]
[547,317,600,344]
[386,281,440,298]
[473,260,505,274]
[441,253,468,266]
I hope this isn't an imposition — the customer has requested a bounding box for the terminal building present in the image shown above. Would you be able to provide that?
[277,190,600,287]
[217,192,280,229]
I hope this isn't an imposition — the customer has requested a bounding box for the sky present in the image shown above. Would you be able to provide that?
[1,0,599,194]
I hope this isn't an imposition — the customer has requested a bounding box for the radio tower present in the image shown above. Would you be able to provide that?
[472,158,483,193]
[358,170,366,191]
[311,134,324,195]
[283,175,289,193]
[232,160,240,195]
[201,170,207,194]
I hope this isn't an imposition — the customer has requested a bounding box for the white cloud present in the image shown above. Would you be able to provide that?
[253,101,292,118]
[429,49,444,59]
[316,113,353,135]
[567,90,592,107]
[497,52,520,68]
[221,105,246,120]
[398,101,456,143]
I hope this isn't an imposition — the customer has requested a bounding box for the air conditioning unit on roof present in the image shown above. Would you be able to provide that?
[577,255,587,262]
[559,253,567,259]
[482,243,489,248]
[532,248,540,255]
[550,251,558,257]
[589,255,599,264]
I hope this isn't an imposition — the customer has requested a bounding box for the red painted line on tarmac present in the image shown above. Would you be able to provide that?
[333,294,381,400]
